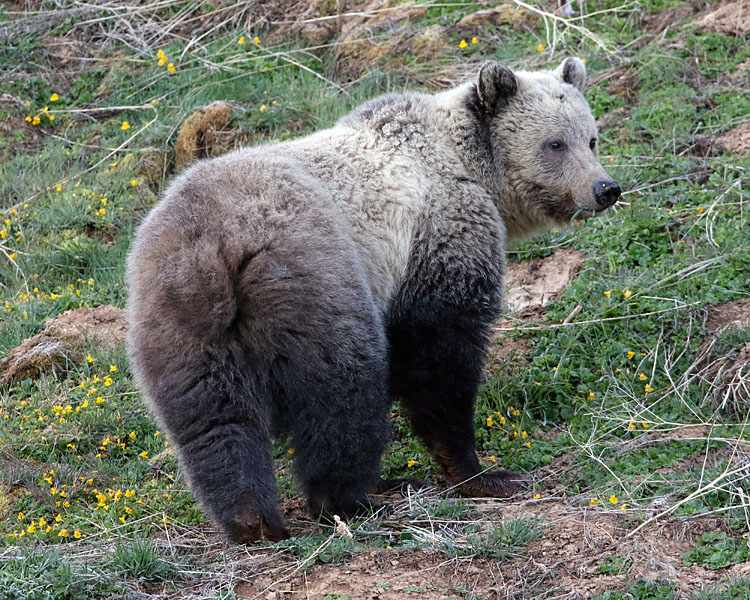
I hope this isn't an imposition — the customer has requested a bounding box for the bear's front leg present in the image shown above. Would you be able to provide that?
[388,313,526,498]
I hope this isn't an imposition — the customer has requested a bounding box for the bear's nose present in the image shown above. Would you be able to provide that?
[593,179,621,209]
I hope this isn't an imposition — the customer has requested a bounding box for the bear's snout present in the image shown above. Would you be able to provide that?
[593,179,621,209]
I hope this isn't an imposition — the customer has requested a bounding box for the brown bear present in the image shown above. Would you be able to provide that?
[126,58,620,543]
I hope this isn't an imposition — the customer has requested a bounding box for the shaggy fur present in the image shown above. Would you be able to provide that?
[127,58,620,543]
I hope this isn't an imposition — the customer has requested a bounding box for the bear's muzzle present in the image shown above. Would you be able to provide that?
[593,179,621,209]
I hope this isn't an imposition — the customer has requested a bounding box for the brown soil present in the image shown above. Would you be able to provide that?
[457,4,535,31]
[487,249,584,366]
[694,122,750,156]
[504,248,585,314]
[694,1,750,36]
[227,491,740,599]
[706,299,750,331]
[0,305,126,385]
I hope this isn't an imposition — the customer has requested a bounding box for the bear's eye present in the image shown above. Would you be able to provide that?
[549,141,566,151]
[589,138,597,151]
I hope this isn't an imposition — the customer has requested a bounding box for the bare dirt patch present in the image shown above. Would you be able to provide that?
[504,248,585,314]
[694,1,750,36]
[236,550,501,600]
[487,248,585,366]
[694,122,750,157]
[457,4,535,31]
[0,305,126,385]
[225,492,734,599]
[707,299,750,332]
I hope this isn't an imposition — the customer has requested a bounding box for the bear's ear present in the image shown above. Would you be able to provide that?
[477,62,518,114]
[555,57,586,92]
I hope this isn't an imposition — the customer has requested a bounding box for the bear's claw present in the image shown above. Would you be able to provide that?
[223,508,290,543]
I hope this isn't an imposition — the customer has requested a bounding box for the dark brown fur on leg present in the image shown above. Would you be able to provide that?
[389,306,529,499]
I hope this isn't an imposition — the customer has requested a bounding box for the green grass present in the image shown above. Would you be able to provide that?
[1,0,750,597]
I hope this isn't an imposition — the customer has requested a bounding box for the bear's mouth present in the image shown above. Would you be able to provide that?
[573,204,610,218]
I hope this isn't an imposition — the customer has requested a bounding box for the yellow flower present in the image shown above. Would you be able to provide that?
[55,514,62,522]
[156,49,165,59]
[121,121,130,130]
[534,493,541,499]
[17,512,24,521]
[486,417,493,427]
[623,289,632,299]
[642,422,649,428]
[129,431,136,439]
[98,208,106,216]
[130,179,138,186]
[58,529,69,537]
[588,391,595,400]
[48,114,55,121]
[471,37,478,44]
[407,459,415,468]
[639,373,647,381]
[589,498,599,506]
[32,116,40,125]
[287,447,294,454]
[697,207,704,213]
[238,36,245,45]
[521,430,528,438]
[25,115,32,122]
[644,384,654,393]
[158,57,167,66]
[609,494,618,504]
[260,104,267,112]
[627,351,635,360]
[110,365,117,372]
[139,451,148,458]
[604,290,611,298]
[459,39,468,49]
[56,183,62,192]
[51,487,58,495]
[167,62,176,73]
[253,36,260,44]
[73,529,82,539]
[96,396,105,404]
[27,524,36,533]
[537,43,544,52]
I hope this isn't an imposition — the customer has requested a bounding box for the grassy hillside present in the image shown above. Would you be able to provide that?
[0,1,748,598]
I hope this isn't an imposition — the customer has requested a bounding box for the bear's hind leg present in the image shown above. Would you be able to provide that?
[282,318,391,522]
[133,341,289,543]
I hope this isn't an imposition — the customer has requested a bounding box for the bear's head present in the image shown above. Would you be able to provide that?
[474,58,621,236]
